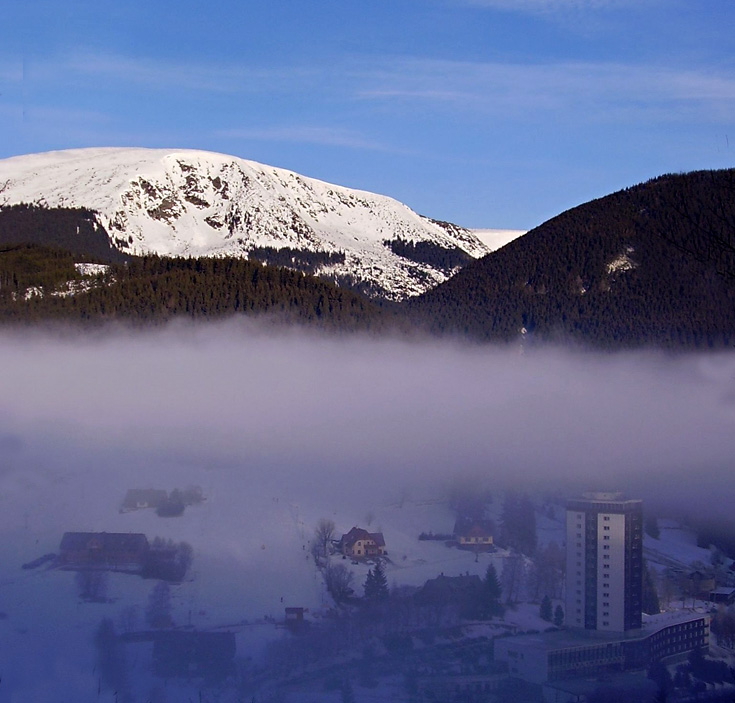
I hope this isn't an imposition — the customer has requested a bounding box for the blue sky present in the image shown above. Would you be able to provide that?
[1,0,733,229]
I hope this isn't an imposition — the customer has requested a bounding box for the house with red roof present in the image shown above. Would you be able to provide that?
[339,526,386,558]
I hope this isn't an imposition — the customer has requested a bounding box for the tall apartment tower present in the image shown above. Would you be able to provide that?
[566,492,643,633]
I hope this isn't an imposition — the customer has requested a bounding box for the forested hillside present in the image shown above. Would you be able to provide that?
[0,205,387,330]
[0,204,129,263]
[3,253,387,329]
[408,170,735,349]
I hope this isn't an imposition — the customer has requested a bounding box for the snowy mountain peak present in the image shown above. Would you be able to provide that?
[0,148,497,300]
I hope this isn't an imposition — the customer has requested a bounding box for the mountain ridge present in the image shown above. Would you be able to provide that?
[408,169,735,348]
[0,147,507,301]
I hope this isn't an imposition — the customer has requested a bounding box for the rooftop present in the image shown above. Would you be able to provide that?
[499,610,708,653]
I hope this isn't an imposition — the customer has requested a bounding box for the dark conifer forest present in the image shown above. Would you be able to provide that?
[408,169,735,349]
[0,206,386,330]
[0,204,129,263]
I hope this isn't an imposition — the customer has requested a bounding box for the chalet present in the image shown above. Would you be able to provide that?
[685,570,716,597]
[340,527,386,558]
[121,488,167,512]
[59,532,149,571]
[453,518,494,549]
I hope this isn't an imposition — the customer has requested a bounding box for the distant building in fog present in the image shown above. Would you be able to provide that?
[453,518,494,550]
[339,527,386,558]
[566,492,643,633]
[59,531,149,571]
[120,488,167,512]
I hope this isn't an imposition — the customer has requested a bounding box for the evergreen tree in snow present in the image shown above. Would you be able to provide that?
[481,563,504,617]
[553,604,565,628]
[540,594,553,622]
[364,561,389,601]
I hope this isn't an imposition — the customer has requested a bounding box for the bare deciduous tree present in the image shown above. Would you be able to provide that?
[325,564,354,604]
[502,551,525,605]
[314,518,336,559]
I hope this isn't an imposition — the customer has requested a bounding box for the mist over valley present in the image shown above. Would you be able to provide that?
[2,324,735,700]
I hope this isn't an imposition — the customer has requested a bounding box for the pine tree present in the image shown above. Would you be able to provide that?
[482,563,504,617]
[364,562,388,601]
[553,604,564,628]
[540,595,552,622]
[372,561,389,600]
[364,568,376,599]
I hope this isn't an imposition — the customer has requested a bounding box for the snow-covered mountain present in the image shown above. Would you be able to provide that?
[0,148,498,300]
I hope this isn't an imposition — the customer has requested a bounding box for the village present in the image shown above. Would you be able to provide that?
[10,481,735,703]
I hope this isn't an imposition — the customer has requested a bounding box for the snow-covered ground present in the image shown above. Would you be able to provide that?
[644,519,713,571]
[470,228,527,252]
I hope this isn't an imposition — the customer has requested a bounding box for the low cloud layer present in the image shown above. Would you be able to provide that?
[1,321,734,514]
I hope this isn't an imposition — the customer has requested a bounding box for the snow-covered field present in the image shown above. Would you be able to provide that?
[644,519,713,571]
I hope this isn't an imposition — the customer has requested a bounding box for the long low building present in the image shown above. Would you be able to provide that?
[59,532,150,571]
[495,611,709,685]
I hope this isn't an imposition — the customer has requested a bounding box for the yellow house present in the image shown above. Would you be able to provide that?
[454,519,494,548]
[340,527,386,558]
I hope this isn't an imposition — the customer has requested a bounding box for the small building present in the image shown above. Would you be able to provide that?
[59,532,149,571]
[340,527,386,558]
[285,607,307,632]
[709,587,735,606]
[453,518,494,549]
[285,607,305,622]
[685,570,716,597]
[121,489,167,512]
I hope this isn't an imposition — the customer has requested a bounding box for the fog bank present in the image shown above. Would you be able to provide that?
[1,322,734,513]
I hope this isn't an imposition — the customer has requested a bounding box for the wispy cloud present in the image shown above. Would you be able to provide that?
[59,52,324,95]
[458,0,642,13]
[7,50,735,139]
[356,57,735,122]
[217,126,390,152]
